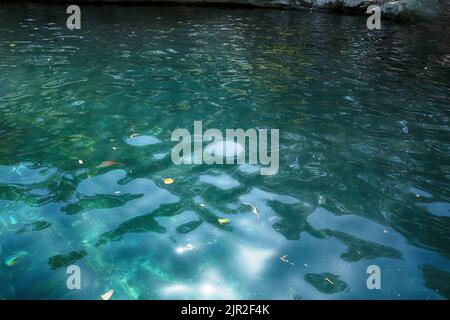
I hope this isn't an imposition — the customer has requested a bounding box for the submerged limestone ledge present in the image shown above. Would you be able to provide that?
[44,0,443,19]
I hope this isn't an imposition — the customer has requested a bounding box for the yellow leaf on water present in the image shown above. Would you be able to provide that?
[101,289,114,300]
[163,178,174,185]
[218,218,230,225]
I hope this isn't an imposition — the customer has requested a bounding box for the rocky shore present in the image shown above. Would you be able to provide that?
[15,0,446,20]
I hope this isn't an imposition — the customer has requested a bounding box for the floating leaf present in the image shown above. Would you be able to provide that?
[97,161,120,168]
[101,289,114,300]
[218,218,230,225]
[280,255,294,265]
[163,178,174,185]
[4,251,27,267]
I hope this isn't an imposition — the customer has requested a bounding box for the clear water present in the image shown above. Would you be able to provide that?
[0,4,449,300]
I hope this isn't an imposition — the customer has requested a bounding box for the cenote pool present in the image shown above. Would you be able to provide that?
[0,3,449,299]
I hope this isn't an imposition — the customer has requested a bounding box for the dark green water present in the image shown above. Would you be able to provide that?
[0,3,449,299]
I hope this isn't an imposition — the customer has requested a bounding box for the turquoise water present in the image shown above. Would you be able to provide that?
[0,4,449,299]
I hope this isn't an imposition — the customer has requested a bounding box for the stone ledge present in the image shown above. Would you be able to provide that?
[10,0,444,20]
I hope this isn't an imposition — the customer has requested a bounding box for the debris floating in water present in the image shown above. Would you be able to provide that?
[200,203,205,207]
[218,218,230,225]
[4,251,27,267]
[244,202,259,221]
[244,202,259,215]
[130,133,139,138]
[163,178,174,185]
[78,160,84,165]
[318,195,326,205]
[101,289,114,300]
[97,161,120,168]
[280,255,295,266]
[325,277,334,285]
[176,243,195,254]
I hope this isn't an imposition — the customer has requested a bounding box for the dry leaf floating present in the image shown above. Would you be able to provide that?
[97,161,120,168]
[163,178,174,185]
[101,289,114,300]
[218,218,230,225]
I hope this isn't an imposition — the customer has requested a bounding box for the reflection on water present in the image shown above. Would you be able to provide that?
[0,4,449,299]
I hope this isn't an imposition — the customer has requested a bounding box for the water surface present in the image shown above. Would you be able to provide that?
[0,4,449,299]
